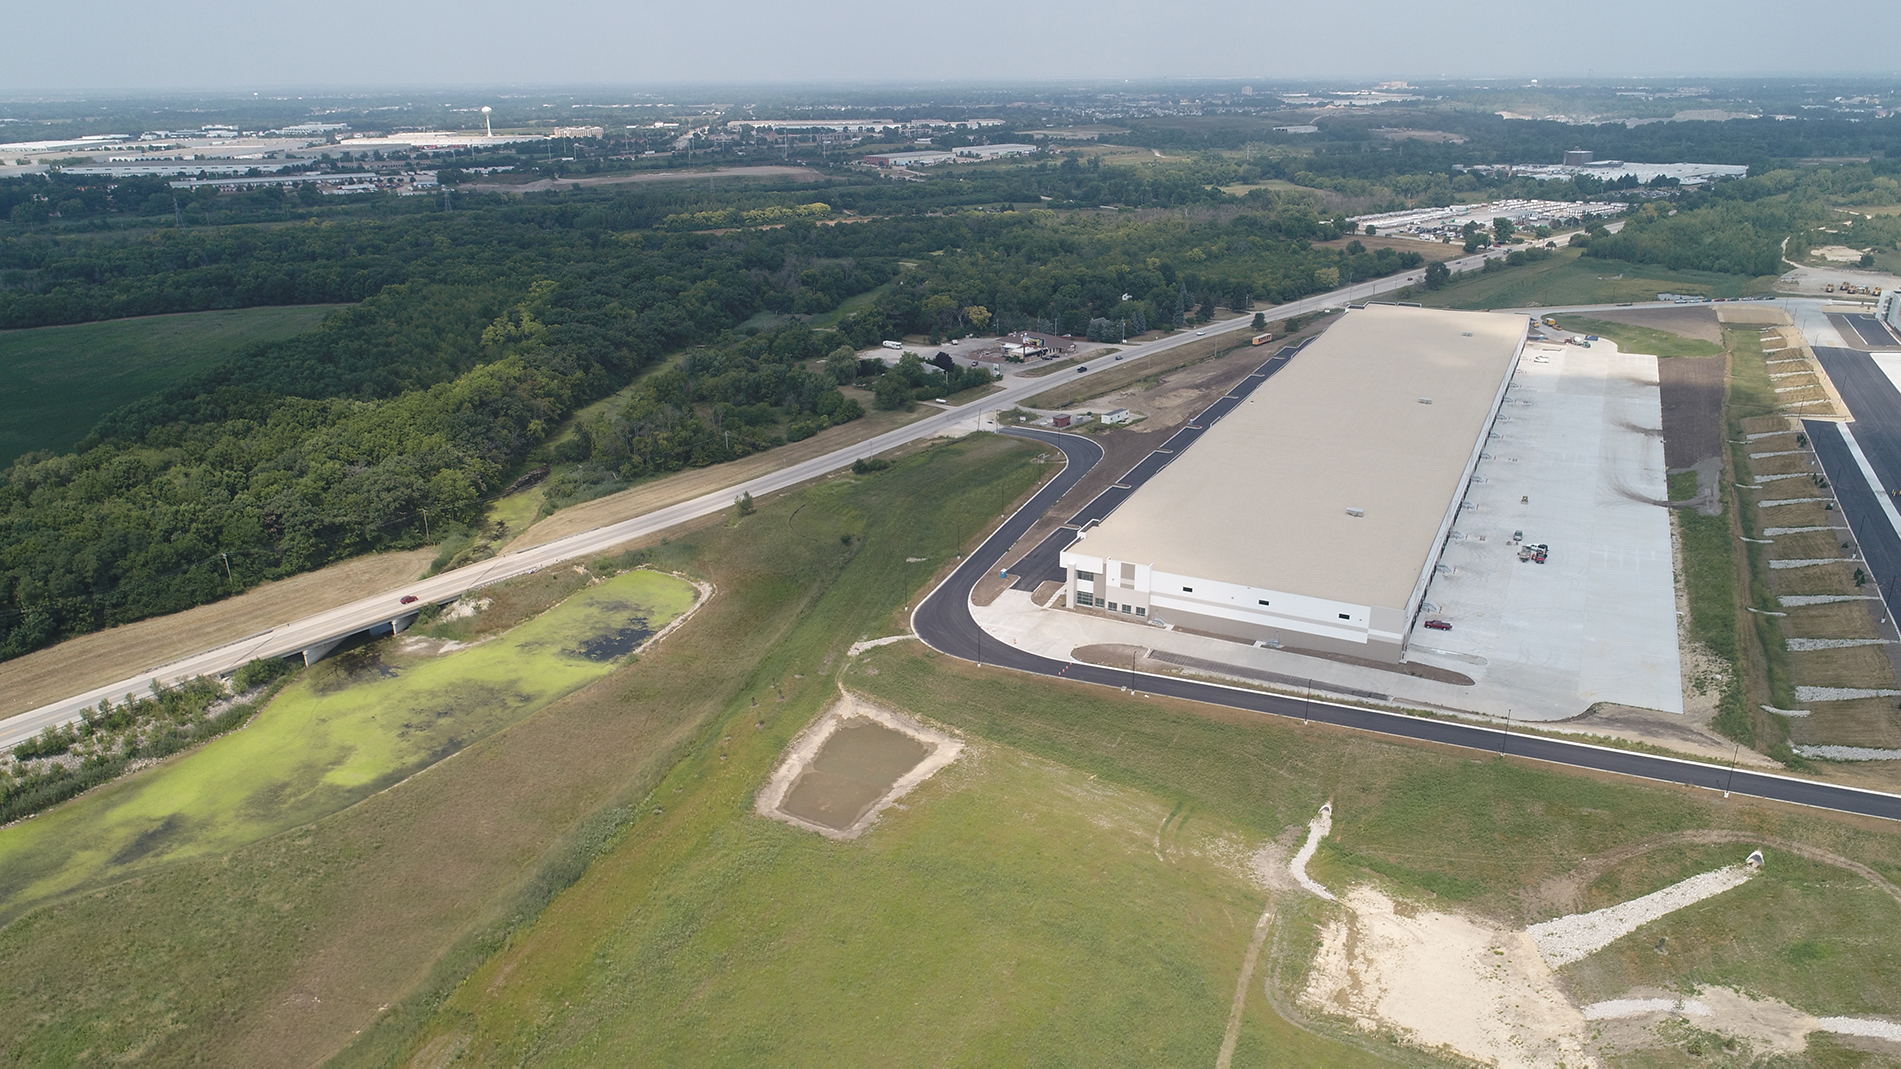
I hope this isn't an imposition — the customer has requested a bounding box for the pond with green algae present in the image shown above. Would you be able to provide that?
[0,569,698,916]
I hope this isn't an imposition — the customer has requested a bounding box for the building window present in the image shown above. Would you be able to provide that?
[1076,593,1094,607]
[1182,586,1194,593]
[1076,570,1095,580]
[1135,606,1146,616]
[1258,599,1270,606]
[1338,613,1350,620]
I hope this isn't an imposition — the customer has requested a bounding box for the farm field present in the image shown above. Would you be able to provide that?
[0,305,344,466]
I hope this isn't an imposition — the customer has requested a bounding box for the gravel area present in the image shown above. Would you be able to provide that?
[1786,637,1893,650]
[1795,686,1901,701]
[1526,863,1755,968]
[1796,745,1901,761]
[1820,1017,1901,1042]
[1779,594,1876,604]
[1289,803,1335,901]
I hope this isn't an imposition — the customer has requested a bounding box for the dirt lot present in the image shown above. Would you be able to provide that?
[1582,305,1723,344]
[464,165,823,194]
[1659,357,1725,470]
[0,548,435,720]
[1309,234,1465,263]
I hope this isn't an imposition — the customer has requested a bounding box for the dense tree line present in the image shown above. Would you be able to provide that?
[1580,164,1901,275]
[555,324,867,482]
[829,207,1422,343]
[0,180,1428,663]
[0,222,898,659]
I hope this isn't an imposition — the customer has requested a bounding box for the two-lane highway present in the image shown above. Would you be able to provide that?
[912,429,1901,823]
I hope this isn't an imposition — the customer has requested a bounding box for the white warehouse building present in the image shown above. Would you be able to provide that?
[1058,304,1529,664]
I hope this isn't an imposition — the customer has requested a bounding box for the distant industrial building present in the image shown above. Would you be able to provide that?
[1059,305,1529,663]
[1563,149,1594,165]
[1274,125,1319,135]
[862,150,955,168]
[954,143,1037,160]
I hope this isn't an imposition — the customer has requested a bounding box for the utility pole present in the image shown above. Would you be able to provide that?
[220,552,233,589]
[419,508,429,540]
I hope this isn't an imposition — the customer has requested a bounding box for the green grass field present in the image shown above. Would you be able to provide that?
[4,431,1900,1066]
[0,305,344,466]
[370,561,1901,1066]
[0,568,695,920]
[1419,250,1778,311]
[1552,314,1727,359]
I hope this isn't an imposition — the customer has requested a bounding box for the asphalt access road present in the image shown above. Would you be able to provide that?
[1005,343,1304,591]
[1816,348,1901,496]
[1804,420,1901,621]
[1833,313,1901,350]
[911,431,1901,823]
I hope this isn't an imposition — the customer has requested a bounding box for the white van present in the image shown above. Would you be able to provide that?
[881,340,903,351]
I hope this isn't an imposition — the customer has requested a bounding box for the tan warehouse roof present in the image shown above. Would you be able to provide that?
[1077,304,1527,609]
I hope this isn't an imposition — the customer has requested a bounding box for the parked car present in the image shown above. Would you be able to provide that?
[1424,619,1452,631]
[400,594,419,605]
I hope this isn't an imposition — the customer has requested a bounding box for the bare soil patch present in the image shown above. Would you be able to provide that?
[1784,601,1886,640]
[1791,697,1901,748]
[1659,357,1724,469]
[1560,704,1777,767]
[1584,306,1722,344]
[1716,306,1792,327]
[0,548,434,719]
[1310,234,1465,263]
[757,691,962,840]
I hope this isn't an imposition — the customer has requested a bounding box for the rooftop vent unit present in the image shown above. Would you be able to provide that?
[1418,397,1433,404]
[1346,506,1365,517]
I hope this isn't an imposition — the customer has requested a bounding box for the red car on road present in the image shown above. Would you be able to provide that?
[400,595,419,605]
[1423,619,1452,631]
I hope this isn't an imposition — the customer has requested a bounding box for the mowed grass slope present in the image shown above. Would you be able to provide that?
[0,434,1049,1066]
[369,504,1901,1060]
[847,651,1901,1027]
[0,305,344,466]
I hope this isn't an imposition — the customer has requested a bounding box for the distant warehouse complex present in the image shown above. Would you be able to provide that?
[1059,305,1529,664]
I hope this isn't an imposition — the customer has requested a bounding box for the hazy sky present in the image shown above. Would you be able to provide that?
[5,0,1894,91]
